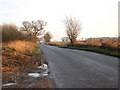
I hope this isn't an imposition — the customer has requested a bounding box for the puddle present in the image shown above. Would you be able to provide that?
[28,69,49,78]
[2,83,17,86]
[28,72,48,78]
[28,64,49,78]
[38,64,48,69]
[28,73,40,77]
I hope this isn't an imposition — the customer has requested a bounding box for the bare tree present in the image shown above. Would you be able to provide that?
[21,20,47,36]
[44,32,52,42]
[64,17,81,45]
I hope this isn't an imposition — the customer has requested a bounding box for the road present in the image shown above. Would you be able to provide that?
[39,44,118,88]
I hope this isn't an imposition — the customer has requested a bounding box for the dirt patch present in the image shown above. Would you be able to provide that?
[2,51,54,88]
[2,55,55,88]
[2,69,54,88]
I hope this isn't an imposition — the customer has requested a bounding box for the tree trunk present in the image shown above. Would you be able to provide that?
[73,38,76,46]
[70,39,73,46]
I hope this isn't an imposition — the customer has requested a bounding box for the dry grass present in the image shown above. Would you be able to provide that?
[46,40,120,57]
[7,40,36,54]
[102,40,119,49]
[2,40,41,84]
[2,41,36,72]
[2,40,37,72]
[46,39,120,51]
[46,41,70,46]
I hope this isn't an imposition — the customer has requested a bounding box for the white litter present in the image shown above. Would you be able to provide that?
[38,66,42,69]
[38,64,48,69]
[29,64,48,78]
[2,83,17,86]
[43,64,48,69]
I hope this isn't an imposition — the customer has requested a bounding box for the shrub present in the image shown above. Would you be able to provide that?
[101,40,119,50]
[2,24,38,42]
[2,24,25,42]
[86,40,102,46]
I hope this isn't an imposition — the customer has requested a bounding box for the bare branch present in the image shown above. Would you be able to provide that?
[21,20,47,37]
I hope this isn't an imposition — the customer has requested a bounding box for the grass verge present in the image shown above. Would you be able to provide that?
[32,46,41,55]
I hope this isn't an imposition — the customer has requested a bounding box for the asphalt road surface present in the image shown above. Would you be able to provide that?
[39,44,118,88]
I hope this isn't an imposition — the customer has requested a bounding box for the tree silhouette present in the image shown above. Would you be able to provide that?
[44,32,52,42]
[21,20,47,36]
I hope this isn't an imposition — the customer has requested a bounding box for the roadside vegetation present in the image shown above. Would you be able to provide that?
[2,40,42,84]
[46,40,120,58]
[1,22,44,85]
[32,46,41,55]
[45,16,120,58]
[2,24,38,43]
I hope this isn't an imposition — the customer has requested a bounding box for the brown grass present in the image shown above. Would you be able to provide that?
[2,40,41,84]
[45,39,120,50]
[46,41,70,46]
[7,40,36,54]
[2,40,37,71]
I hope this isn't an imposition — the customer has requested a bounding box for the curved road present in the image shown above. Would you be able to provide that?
[39,44,118,88]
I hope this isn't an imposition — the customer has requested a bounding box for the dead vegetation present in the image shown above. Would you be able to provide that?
[46,39,120,51]
[2,40,41,84]
[7,40,36,54]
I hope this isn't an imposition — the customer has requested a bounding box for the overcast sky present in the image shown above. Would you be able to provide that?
[0,0,119,41]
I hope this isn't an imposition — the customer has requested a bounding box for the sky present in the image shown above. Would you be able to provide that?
[0,0,119,41]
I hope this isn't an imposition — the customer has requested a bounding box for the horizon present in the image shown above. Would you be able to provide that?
[0,0,119,41]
